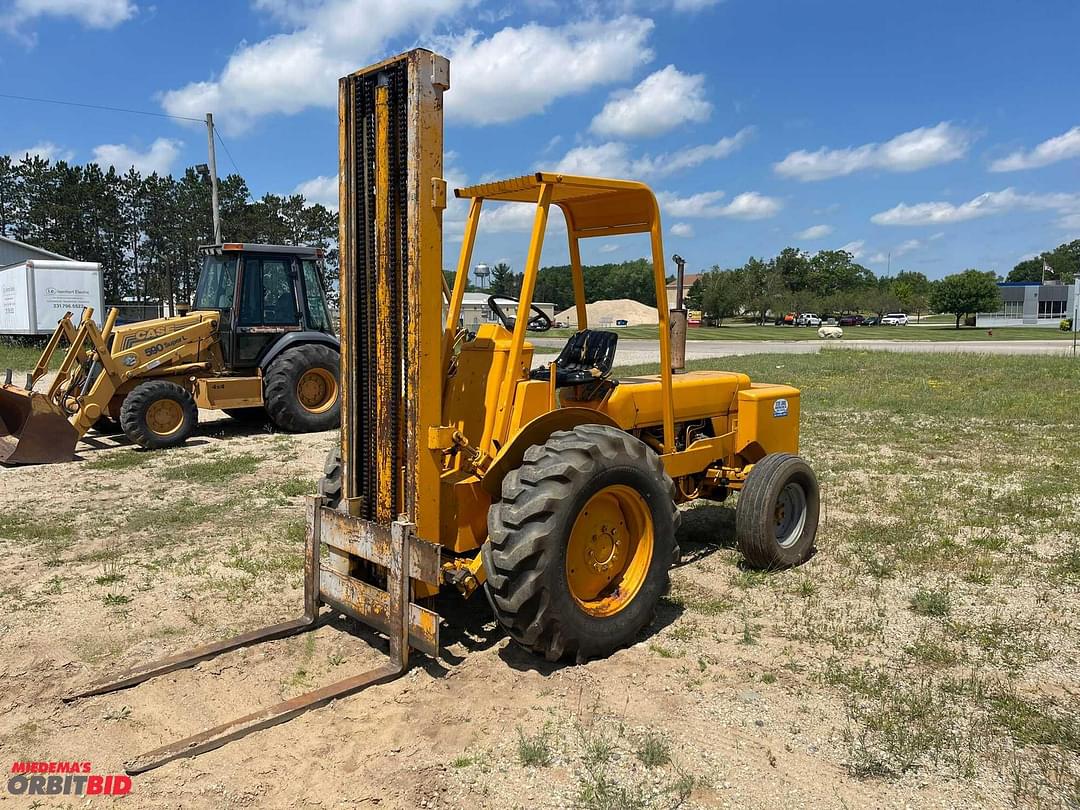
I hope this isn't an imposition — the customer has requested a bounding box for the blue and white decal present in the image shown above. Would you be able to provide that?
[773,398,789,418]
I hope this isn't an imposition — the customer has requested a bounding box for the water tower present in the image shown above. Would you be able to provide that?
[474,262,490,290]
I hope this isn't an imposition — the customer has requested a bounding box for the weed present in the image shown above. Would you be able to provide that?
[904,631,961,668]
[103,705,131,722]
[84,452,147,472]
[909,585,951,618]
[635,730,671,768]
[41,576,63,595]
[102,593,131,606]
[760,672,777,685]
[516,725,554,767]
[160,452,261,484]
[649,643,680,659]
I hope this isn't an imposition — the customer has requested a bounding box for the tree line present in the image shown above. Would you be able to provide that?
[0,153,338,310]
[482,258,663,313]
[685,247,934,326]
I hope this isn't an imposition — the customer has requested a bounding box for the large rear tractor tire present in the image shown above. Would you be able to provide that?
[264,344,341,433]
[482,424,678,663]
[735,453,819,569]
[120,380,198,450]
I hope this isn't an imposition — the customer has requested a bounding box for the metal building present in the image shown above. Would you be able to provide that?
[977,280,1079,329]
[0,235,72,268]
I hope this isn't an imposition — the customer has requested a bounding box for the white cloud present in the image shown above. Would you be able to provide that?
[2,0,135,30]
[990,126,1080,172]
[91,138,181,175]
[867,239,921,264]
[294,174,338,209]
[162,0,474,132]
[6,141,74,162]
[554,142,634,178]
[598,242,620,253]
[795,224,832,240]
[590,64,711,139]
[671,0,722,9]
[1058,212,1080,231]
[840,240,865,259]
[775,122,971,181]
[657,190,782,220]
[551,128,752,179]
[444,16,655,125]
[670,222,694,237]
[870,188,1080,226]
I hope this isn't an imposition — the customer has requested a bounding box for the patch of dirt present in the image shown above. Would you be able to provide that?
[0,405,1076,809]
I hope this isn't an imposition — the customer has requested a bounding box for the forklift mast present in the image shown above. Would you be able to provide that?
[337,49,449,541]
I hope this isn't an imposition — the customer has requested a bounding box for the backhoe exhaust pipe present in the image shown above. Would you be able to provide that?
[670,254,688,373]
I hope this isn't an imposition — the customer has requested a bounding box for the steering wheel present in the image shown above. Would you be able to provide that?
[487,295,553,333]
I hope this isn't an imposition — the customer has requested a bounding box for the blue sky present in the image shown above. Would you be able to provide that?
[2,0,1079,280]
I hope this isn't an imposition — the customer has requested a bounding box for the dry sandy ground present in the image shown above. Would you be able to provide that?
[0,405,1076,809]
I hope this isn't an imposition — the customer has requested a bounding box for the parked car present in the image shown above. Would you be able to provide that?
[797,313,822,327]
[839,314,865,326]
[881,313,909,326]
[615,319,629,327]
[861,316,881,326]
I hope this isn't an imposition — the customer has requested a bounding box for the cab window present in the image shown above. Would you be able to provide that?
[238,257,297,326]
[301,259,332,332]
[194,256,237,310]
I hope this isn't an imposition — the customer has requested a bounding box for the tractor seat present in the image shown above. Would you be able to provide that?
[530,329,619,388]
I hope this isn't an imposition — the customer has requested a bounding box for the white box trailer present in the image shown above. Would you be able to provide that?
[0,260,105,335]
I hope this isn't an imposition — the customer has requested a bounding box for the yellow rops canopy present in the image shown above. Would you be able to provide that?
[455,173,660,239]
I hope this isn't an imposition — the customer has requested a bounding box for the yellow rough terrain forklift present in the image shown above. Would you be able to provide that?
[66,49,818,773]
[0,243,340,464]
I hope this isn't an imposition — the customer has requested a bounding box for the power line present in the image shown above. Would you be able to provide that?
[214,130,242,176]
[0,91,204,123]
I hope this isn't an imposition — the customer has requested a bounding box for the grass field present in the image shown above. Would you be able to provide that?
[0,350,1077,807]
[546,323,1075,341]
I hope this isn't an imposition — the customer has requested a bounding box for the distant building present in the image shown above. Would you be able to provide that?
[0,235,73,269]
[666,273,702,309]
[976,280,1079,328]
[457,292,556,330]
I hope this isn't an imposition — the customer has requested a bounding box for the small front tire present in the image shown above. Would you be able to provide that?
[120,380,198,450]
[735,453,819,569]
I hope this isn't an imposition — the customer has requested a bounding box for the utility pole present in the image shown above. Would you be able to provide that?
[205,113,222,244]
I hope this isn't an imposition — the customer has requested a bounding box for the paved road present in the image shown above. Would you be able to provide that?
[531,337,1078,366]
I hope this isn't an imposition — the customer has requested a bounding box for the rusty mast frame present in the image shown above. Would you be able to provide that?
[62,49,451,775]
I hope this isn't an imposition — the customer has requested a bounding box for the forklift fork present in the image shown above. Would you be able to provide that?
[64,497,440,774]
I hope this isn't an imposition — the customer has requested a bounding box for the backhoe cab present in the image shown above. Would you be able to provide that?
[0,243,340,464]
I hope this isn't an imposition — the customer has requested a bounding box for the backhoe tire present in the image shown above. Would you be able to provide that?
[482,424,678,663]
[318,446,342,510]
[735,453,819,569]
[223,406,268,424]
[264,344,340,433]
[120,380,198,450]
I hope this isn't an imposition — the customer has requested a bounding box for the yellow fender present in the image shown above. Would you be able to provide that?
[480,407,619,496]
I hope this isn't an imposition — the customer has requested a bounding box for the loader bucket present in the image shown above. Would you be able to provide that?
[0,385,79,465]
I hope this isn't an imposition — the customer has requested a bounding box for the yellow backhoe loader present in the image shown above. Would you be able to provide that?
[65,49,819,773]
[0,243,340,464]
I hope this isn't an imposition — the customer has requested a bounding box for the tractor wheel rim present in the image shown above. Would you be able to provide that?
[296,368,338,414]
[146,399,184,437]
[565,484,654,617]
[774,482,807,548]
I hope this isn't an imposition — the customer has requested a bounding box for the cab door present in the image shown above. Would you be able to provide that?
[233,253,302,368]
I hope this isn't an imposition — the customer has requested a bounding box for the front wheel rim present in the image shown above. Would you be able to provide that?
[565,484,655,617]
[146,399,184,437]
[774,482,808,547]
